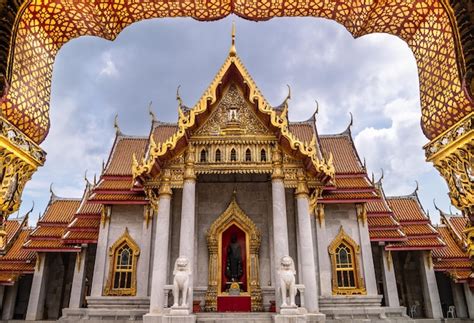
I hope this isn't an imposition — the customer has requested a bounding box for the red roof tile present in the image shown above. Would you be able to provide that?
[104,137,148,176]
[320,134,364,174]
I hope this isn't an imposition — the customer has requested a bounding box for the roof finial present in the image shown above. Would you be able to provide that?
[148,101,157,122]
[93,173,97,186]
[114,114,122,136]
[349,112,353,128]
[230,21,237,57]
[362,157,367,170]
[433,199,441,212]
[101,160,106,173]
[49,183,57,200]
[176,85,183,108]
[84,170,90,185]
[413,180,419,194]
[314,100,319,115]
[27,201,35,215]
[371,172,375,185]
[378,168,384,183]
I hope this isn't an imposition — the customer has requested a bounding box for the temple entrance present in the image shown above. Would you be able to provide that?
[205,194,262,312]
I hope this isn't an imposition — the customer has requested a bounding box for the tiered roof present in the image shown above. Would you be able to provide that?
[433,212,471,283]
[89,134,148,204]
[62,182,102,244]
[0,217,36,285]
[385,192,445,251]
[23,193,81,252]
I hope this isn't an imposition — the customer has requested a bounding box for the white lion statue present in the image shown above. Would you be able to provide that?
[172,256,191,307]
[278,255,297,307]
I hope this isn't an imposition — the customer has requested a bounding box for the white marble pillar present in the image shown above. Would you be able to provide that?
[178,178,196,309]
[380,249,399,307]
[147,175,173,316]
[138,206,153,297]
[451,281,467,318]
[69,247,88,308]
[463,283,474,319]
[2,283,18,320]
[356,204,377,295]
[26,253,49,320]
[315,205,331,296]
[295,175,319,313]
[91,206,111,297]
[418,251,443,319]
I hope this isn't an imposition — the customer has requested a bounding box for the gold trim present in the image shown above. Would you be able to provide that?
[205,195,262,312]
[328,226,366,295]
[104,227,140,296]
[356,203,367,226]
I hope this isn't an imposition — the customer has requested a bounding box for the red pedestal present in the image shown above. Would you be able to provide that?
[217,296,251,312]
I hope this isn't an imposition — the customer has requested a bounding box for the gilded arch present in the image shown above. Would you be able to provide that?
[0,0,472,143]
[328,226,366,295]
[104,227,140,296]
[205,194,262,312]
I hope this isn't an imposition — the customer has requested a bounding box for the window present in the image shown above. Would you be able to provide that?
[245,148,251,162]
[215,149,221,162]
[260,149,267,162]
[113,244,133,290]
[328,227,365,295]
[105,228,140,296]
[200,149,207,162]
[335,243,356,288]
[230,148,237,162]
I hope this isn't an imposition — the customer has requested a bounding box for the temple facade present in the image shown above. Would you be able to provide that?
[0,40,472,323]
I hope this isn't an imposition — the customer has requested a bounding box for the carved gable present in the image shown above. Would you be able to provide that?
[193,84,272,137]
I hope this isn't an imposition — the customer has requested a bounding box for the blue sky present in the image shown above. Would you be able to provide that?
[15,16,454,224]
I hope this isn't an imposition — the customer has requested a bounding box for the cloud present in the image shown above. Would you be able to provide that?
[99,52,119,78]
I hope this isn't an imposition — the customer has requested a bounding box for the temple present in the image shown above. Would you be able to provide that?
[0,33,472,323]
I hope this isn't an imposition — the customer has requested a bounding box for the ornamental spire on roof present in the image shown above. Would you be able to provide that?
[229,22,237,57]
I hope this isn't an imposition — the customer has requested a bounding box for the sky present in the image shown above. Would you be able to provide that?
[15,16,455,224]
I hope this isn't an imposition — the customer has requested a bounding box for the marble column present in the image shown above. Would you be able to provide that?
[356,204,377,295]
[418,251,443,319]
[138,205,153,297]
[90,206,111,297]
[295,173,319,313]
[271,147,289,309]
[147,171,173,316]
[463,283,474,319]
[69,247,88,308]
[178,146,196,311]
[451,281,467,318]
[380,248,399,307]
[26,252,49,320]
[2,283,18,320]
[315,205,331,296]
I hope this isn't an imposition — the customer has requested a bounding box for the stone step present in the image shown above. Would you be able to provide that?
[196,312,273,323]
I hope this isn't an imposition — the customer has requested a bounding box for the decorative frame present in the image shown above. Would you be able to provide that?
[205,194,262,312]
[328,226,366,295]
[104,228,140,296]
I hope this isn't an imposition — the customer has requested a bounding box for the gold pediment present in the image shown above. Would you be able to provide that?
[192,83,273,138]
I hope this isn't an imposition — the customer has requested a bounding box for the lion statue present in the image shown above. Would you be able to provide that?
[278,255,297,307]
[172,256,191,307]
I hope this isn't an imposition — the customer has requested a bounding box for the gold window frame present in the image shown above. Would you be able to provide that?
[328,226,366,295]
[104,228,140,296]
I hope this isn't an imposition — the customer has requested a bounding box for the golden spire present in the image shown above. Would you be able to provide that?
[229,22,236,57]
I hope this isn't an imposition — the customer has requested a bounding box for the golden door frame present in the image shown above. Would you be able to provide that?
[205,195,262,312]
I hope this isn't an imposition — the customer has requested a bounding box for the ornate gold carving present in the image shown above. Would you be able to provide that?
[100,206,110,228]
[183,144,196,181]
[104,227,140,296]
[464,226,474,258]
[295,169,309,197]
[0,117,45,222]
[424,114,473,213]
[143,205,153,228]
[309,188,322,217]
[328,226,366,295]
[205,195,262,312]
[356,203,367,226]
[271,145,284,180]
[315,203,325,227]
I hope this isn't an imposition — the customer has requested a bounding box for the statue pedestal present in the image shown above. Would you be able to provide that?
[163,307,196,323]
